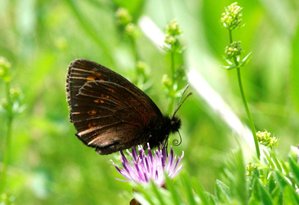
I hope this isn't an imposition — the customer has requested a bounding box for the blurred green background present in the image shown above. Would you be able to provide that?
[0,0,299,204]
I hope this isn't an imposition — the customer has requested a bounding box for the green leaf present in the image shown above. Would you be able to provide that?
[267,174,280,199]
[165,175,181,205]
[150,181,167,205]
[256,180,273,205]
[134,184,156,205]
[290,27,299,112]
[215,180,230,203]
[239,52,252,67]
[282,186,299,204]
[288,156,299,184]
[274,171,290,189]
[264,151,276,170]
[222,149,247,203]
[270,152,284,172]
[249,197,262,205]
[181,174,197,205]
[223,64,238,70]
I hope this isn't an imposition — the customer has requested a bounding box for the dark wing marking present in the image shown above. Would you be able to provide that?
[66,59,163,154]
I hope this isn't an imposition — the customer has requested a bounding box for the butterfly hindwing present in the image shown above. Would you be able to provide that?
[66,59,164,154]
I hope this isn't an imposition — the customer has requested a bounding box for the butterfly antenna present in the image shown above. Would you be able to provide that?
[172,130,182,146]
[172,88,192,117]
[181,84,190,97]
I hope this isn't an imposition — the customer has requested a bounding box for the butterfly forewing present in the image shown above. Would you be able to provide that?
[66,59,164,154]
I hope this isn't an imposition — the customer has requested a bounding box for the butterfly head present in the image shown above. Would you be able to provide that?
[170,116,181,133]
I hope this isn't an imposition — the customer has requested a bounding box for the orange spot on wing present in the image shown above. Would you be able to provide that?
[87,75,96,81]
[88,110,97,115]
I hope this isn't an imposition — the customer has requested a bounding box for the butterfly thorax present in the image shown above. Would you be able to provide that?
[168,116,181,133]
[145,116,181,148]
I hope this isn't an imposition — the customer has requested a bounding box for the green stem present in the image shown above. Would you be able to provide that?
[129,35,141,86]
[229,30,260,159]
[236,67,260,159]
[170,51,175,82]
[130,36,139,64]
[167,51,176,114]
[0,82,13,193]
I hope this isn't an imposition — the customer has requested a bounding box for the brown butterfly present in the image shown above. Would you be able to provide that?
[66,59,181,154]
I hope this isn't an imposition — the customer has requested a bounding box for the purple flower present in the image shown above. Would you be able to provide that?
[113,144,184,186]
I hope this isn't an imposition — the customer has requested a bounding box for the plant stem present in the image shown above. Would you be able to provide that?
[229,30,260,159]
[168,51,176,114]
[130,37,139,64]
[170,51,175,83]
[0,81,13,193]
[236,67,260,159]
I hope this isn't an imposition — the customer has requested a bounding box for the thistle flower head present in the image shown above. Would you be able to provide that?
[114,144,184,186]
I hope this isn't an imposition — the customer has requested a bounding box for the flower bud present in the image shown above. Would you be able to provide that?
[0,57,11,82]
[115,8,132,26]
[162,74,172,88]
[125,23,138,38]
[165,20,181,36]
[225,41,242,59]
[221,2,243,30]
[256,130,278,149]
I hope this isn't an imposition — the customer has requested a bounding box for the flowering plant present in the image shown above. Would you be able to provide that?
[114,144,184,187]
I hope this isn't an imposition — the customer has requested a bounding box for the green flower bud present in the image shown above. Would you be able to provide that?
[225,41,242,59]
[165,20,181,36]
[162,74,172,88]
[0,57,11,82]
[115,8,132,26]
[125,23,138,38]
[256,130,278,149]
[10,87,21,101]
[164,34,177,46]
[164,20,182,52]
[246,162,258,176]
[136,61,150,75]
[221,2,243,30]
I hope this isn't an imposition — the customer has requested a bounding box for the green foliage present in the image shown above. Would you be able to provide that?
[0,0,299,204]
[130,148,299,205]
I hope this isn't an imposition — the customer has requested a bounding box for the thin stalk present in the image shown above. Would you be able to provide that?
[170,51,175,83]
[129,35,142,86]
[236,67,260,159]
[167,51,176,114]
[229,30,260,159]
[130,36,139,64]
[0,82,13,193]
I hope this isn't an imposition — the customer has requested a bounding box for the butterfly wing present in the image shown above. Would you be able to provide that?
[66,59,163,154]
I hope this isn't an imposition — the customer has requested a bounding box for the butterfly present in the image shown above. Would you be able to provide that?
[66,59,182,154]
